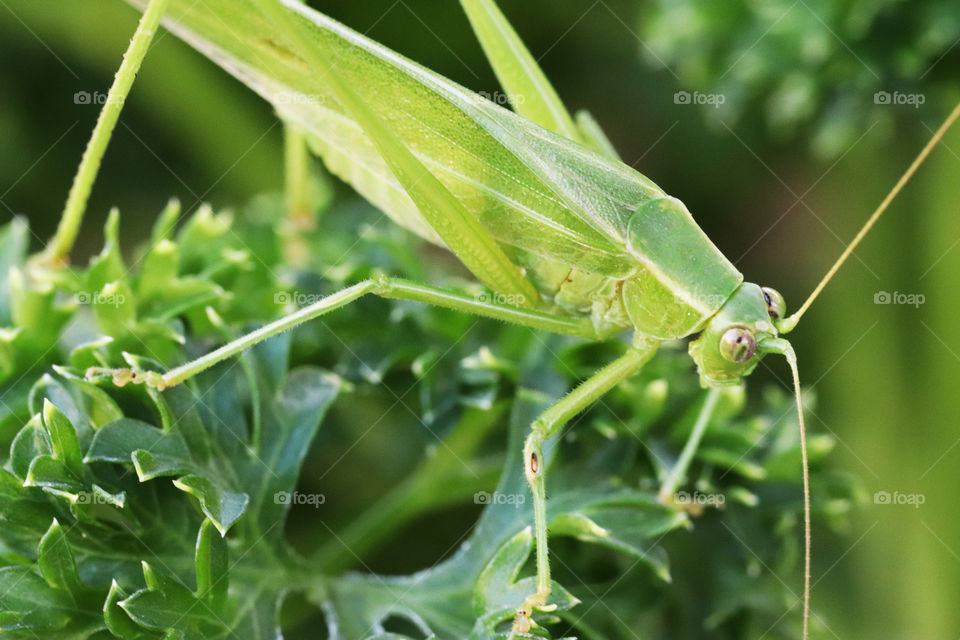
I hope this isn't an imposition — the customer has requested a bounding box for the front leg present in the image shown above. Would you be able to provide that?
[657,386,723,508]
[511,337,659,636]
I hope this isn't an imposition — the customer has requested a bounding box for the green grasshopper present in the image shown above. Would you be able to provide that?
[69,0,959,637]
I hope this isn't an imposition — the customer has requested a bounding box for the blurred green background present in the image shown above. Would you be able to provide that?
[1,0,958,637]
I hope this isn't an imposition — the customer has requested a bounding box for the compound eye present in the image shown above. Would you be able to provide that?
[720,327,756,363]
[761,287,786,320]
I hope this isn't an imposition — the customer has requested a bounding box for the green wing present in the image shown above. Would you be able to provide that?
[136,0,739,291]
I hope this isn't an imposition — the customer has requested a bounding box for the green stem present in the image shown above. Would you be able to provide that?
[314,406,504,572]
[40,0,169,265]
[315,457,501,573]
[657,387,722,503]
[283,125,313,226]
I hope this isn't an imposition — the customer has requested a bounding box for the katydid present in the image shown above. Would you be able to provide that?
[67,0,960,637]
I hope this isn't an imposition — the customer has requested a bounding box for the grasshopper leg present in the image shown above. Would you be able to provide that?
[656,387,723,509]
[85,275,600,390]
[511,338,659,636]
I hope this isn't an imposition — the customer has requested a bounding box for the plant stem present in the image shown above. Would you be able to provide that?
[280,124,315,266]
[314,457,502,573]
[313,406,504,572]
[40,0,169,265]
[284,125,314,227]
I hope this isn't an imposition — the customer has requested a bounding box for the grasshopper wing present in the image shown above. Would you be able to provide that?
[140,0,740,298]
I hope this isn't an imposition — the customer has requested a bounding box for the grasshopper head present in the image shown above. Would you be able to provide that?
[688,283,786,386]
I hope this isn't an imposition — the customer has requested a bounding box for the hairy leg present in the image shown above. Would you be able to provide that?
[511,337,659,636]
[85,275,601,390]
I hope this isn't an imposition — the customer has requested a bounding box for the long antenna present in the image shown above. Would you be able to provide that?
[760,338,811,640]
[780,101,960,333]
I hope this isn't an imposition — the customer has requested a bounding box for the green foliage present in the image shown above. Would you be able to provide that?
[0,196,854,638]
[640,0,960,157]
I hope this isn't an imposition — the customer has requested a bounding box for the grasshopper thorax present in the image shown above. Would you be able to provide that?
[688,282,786,387]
